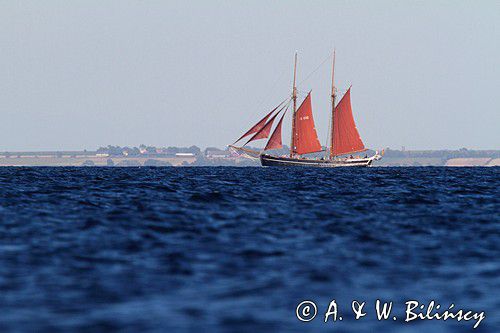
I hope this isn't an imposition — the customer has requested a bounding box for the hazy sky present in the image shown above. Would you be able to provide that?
[1,1,499,151]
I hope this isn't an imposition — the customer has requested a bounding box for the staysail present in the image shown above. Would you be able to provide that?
[233,99,286,144]
[264,109,287,151]
[292,92,322,155]
[333,87,366,156]
[244,111,280,146]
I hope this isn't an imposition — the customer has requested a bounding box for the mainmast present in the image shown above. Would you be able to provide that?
[329,50,336,160]
[289,52,298,158]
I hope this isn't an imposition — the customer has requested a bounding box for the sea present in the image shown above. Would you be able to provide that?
[0,167,498,333]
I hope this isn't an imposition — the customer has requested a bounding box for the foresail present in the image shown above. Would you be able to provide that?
[333,88,366,156]
[233,99,287,144]
[293,92,322,155]
[264,108,287,151]
[243,111,279,146]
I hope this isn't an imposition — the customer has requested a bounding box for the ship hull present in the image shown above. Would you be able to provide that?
[260,154,375,167]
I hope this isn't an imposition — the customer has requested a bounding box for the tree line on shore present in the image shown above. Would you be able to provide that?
[96,145,202,156]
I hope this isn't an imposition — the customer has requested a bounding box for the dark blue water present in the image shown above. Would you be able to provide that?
[0,167,498,332]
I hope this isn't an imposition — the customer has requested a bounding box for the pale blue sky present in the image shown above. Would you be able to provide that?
[1,1,499,151]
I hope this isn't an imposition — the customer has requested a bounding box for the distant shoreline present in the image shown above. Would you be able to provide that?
[0,148,499,167]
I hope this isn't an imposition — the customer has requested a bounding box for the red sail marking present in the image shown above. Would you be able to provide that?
[333,87,366,156]
[244,111,280,146]
[233,100,286,144]
[293,92,322,155]
[264,109,287,150]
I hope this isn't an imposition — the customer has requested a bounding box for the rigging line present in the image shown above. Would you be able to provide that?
[296,89,310,95]
[265,99,292,151]
[295,90,312,102]
[262,101,292,153]
[233,96,290,145]
[297,53,332,87]
[242,98,291,147]
[240,69,291,142]
[245,97,292,153]
[253,64,290,112]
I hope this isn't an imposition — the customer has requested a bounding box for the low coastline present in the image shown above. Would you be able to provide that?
[0,147,498,167]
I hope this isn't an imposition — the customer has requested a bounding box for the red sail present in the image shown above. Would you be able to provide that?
[293,92,322,155]
[264,110,287,150]
[244,111,279,146]
[333,88,366,156]
[234,100,286,144]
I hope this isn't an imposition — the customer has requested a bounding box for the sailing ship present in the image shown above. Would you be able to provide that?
[230,52,383,167]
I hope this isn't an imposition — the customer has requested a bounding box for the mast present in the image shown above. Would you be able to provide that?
[329,50,336,160]
[289,52,298,158]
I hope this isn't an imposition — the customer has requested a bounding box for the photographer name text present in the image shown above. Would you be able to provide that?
[296,300,485,329]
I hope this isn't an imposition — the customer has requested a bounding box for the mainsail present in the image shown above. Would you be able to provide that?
[333,87,366,156]
[233,99,286,144]
[292,92,322,155]
[264,109,287,151]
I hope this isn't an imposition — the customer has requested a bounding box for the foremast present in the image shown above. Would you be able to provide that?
[289,52,298,158]
[329,50,336,160]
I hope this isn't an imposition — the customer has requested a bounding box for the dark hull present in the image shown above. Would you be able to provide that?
[260,154,374,167]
